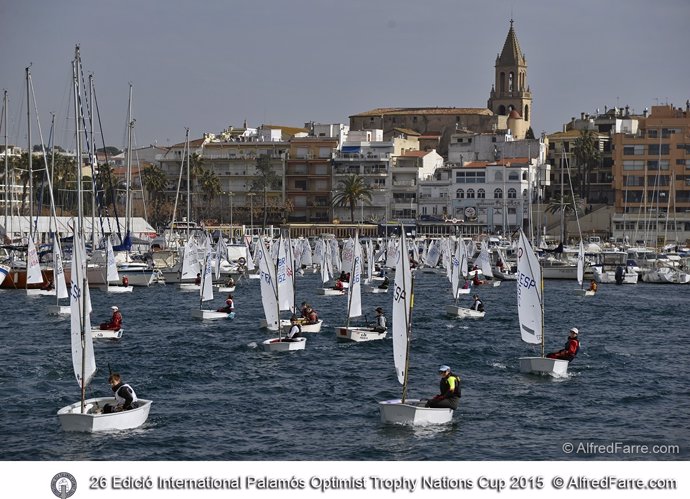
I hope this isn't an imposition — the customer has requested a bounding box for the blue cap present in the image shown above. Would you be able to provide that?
[438,365,450,372]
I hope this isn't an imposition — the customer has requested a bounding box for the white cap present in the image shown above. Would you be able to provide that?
[111,306,119,311]
[570,327,578,335]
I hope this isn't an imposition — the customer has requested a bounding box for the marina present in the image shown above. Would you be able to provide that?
[1,268,688,460]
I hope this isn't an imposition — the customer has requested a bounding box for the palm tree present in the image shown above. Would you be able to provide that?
[573,129,601,200]
[197,168,222,219]
[545,192,584,243]
[142,164,169,227]
[332,174,373,223]
[250,154,282,229]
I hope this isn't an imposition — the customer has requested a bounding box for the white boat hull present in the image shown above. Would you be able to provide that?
[456,288,471,296]
[519,357,569,376]
[92,328,123,340]
[214,285,236,293]
[261,336,307,352]
[57,397,152,432]
[364,286,389,293]
[191,309,235,320]
[445,305,485,319]
[177,283,200,291]
[335,326,387,342]
[48,304,71,316]
[318,288,345,296]
[378,399,454,425]
[98,285,133,293]
[574,288,596,296]
[27,288,55,296]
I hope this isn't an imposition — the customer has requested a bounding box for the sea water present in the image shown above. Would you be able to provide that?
[1,271,688,460]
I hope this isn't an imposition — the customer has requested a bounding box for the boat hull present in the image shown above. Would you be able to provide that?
[317,288,345,296]
[48,305,71,316]
[98,285,133,293]
[92,328,123,340]
[57,397,152,432]
[335,326,387,342]
[214,285,236,293]
[191,309,235,320]
[519,357,569,376]
[261,337,306,352]
[378,399,454,425]
[445,305,485,318]
[364,286,389,294]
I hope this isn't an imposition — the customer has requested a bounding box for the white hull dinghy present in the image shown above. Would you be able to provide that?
[191,309,235,320]
[58,397,152,432]
[98,284,133,293]
[445,305,485,319]
[573,288,595,297]
[48,305,71,316]
[364,285,389,294]
[285,319,323,333]
[27,288,56,296]
[92,328,123,340]
[518,357,569,377]
[379,399,453,425]
[178,283,200,291]
[456,287,471,296]
[318,287,346,296]
[336,326,387,342]
[378,227,455,425]
[214,285,236,293]
[261,336,306,352]
[516,229,571,377]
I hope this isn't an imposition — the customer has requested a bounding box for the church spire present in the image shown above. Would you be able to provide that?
[497,18,525,67]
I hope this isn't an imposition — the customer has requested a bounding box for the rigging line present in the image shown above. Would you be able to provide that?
[89,80,114,243]
[563,152,583,241]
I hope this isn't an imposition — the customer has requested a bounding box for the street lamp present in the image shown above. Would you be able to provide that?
[228,191,234,242]
[247,192,256,236]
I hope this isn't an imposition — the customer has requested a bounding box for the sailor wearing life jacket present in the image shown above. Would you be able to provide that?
[104,373,139,413]
[546,327,580,362]
[426,365,461,410]
[285,315,302,342]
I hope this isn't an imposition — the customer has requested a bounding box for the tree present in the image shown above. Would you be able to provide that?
[545,192,584,243]
[197,168,222,219]
[573,129,601,201]
[142,164,169,227]
[250,154,282,229]
[332,174,373,223]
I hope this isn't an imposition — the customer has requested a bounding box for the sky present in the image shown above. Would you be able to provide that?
[1,0,689,151]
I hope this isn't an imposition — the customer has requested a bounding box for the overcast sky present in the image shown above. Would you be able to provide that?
[1,0,688,151]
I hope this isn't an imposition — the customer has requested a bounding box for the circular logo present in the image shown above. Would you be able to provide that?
[464,206,476,218]
[51,472,77,498]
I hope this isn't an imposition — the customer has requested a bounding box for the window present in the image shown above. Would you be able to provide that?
[456,189,465,199]
[648,144,670,156]
[509,172,519,181]
[494,171,503,181]
[623,145,645,156]
[508,188,517,199]
[477,189,486,199]
[467,189,475,199]
[494,188,503,199]
[623,160,645,170]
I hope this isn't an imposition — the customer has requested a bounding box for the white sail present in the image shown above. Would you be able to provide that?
[257,238,279,330]
[70,232,96,387]
[347,234,362,318]
[424,239,441,268]
[477,240,494,278]
[392,232,412,385]
[300,239,313,266]
[577,240,585,287]
[215,235,228,279]
[245,236,256,271]
[516,229,542,345]
[330,239,341,273]
[450,240,461,299]
[319,239,331,284]
[459,238,469,278]
[53,237,68,299]
[366,239,374,282]
[385,238,397,269]
[26,236,43,284]
[277,236,294,311]
[181,238,199,280]
[105,236,120,282]
[341,238,354,273]
[200,237,214,302]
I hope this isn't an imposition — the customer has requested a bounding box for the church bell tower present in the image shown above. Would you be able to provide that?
[487,20,532,137]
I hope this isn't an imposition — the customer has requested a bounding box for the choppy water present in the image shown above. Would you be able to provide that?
[1,271,688,460]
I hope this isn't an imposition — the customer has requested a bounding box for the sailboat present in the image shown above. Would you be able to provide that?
[58,49,151,429]
[259,237,307,352]
[574,240,594,297]
[191,237,234,320]
[316,238,345,296]
[336,233,386,342]
[516,229,569,376]
[98,236,133,293]
[446,239,485,318]
[379,226,454,425]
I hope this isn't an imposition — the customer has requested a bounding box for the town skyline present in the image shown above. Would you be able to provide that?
[1,0,688,149]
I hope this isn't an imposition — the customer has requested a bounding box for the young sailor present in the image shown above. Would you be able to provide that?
[425,365,461,409]
[100,306,122,330]
[103,373,139,413]
[546,327,580,361]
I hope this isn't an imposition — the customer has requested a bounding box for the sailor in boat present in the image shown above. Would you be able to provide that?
[300,301,309,318]
[99,306,123,330]
[588,280,598,293]
[378,276,390,290]
[472,266,485,285]
[216,294,235,314]
[121,276,129,287]
[194,273,201,285]
[225,276,235,288]
[103,373,139,413]
[546,327,580,362]
[283,315,302,342]
[425,365,461,409]
[372,307,387,333]
[462,280,470,290]
[334,278,345,292]
[304,305,319,325]
[470,294,484,312]
[41,278,54,291]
